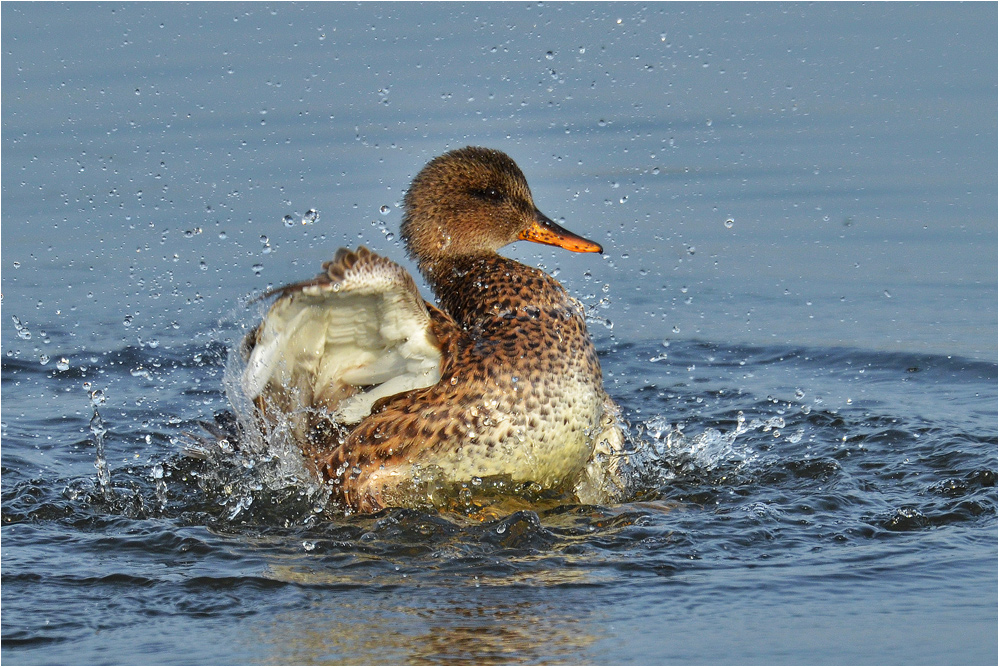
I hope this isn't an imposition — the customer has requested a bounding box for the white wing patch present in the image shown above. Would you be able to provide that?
[242,248,442,425]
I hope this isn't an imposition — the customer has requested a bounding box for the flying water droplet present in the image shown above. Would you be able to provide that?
[90,393,112,499]
[12,315,31,340]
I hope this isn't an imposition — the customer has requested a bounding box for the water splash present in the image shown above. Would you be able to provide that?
[151,463,167,510]
[634,410,772,483]
[12,315,32,340]
[90,388,112,501]
[166,321,335,524]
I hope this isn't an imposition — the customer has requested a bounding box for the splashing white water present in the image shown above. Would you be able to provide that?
[636,410,781,478]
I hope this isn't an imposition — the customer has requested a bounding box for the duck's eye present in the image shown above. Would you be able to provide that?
[471,187,505,203]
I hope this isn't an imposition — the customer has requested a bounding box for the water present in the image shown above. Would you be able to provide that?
[2,3,996,664]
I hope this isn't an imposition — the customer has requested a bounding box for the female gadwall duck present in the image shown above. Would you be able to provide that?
[241,147,627,512]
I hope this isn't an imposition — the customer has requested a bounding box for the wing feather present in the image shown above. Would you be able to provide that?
[243,247,442,425]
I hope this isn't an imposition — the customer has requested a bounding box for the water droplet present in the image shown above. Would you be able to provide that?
[545,50,555,60]
[151,463,164,480]
[123,315,133,328]
[302,209,318,225]
[12,315,31,340]
[724,218,734,229]
[303,541,316,551]
[39,354,50,366]
[12,261,20,269]
[56,357,70,372]
[90,389,107,406]
[379,205,390,215]
[251,263,264,276]
[283,214,295,227]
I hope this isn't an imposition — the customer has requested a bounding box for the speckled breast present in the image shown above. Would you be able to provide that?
[414,255,610,485]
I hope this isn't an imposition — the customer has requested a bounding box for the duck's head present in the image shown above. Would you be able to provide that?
[401,146,603,277]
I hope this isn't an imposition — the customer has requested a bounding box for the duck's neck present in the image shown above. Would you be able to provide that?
[423,253,573,328]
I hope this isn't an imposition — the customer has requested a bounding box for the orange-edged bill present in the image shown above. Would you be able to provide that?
[518,209,604,254]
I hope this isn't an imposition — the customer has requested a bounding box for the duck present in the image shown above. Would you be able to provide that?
[239,146,628,513]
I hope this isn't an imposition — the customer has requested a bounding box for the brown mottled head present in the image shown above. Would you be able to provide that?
[401,147,602,277]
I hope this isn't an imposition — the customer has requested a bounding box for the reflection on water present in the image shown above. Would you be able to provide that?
[259,586,605,665]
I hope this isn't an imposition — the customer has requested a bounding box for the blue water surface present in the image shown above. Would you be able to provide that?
[2,3,997,665]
